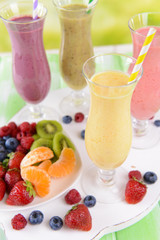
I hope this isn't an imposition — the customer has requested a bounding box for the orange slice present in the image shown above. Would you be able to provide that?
[48,148,76,178]
[38,159,52,172]
[20,147,54,169]
[21,166,51,197]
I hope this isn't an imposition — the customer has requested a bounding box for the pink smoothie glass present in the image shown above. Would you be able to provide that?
[0,1,58,122]
[128,12,160,148]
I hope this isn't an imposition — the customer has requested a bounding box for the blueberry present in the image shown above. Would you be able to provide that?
[62,115,72,124]
[143,171,157,184]
[154,120,160,127]
[81,129,85,139]
[5,137,19,151]
[28,210,44,225]
[49,216,63,230]
[0,150,8,162]
[0,138,5,146]
[83,195,96,207]
[3,135,11,141]
[0,145,5,152]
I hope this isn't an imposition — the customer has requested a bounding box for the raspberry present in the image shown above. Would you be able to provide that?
[128,170,142,180]
[74,112,84,123]
[19,122,31,133]
[16,132,27,141]
[30,122,37,134]
[11,214,27,230]
[8,122,17,131]
[0,126,11,137]
[16,145,28,154]
[65,189,81,204]
[21,137,34,150]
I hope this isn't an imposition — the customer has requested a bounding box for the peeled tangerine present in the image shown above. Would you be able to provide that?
[48,148,76,178]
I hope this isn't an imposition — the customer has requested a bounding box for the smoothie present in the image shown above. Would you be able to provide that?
[6,16,51,104]
[59,4,94,90]
[131,26,160,120]
[85,71,136,170]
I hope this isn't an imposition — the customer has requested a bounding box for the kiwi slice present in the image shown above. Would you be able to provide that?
[32,134,40,141]
[53,132,75,157]
[36,120,63,139]
[30,138,53,151]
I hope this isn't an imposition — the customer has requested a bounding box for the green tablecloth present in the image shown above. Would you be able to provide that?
[0,53,160,240]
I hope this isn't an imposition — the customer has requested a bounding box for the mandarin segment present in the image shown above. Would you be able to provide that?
[20,147,54,168]
[48,148,76,178]
[21,166,51,197]
[38,160,52,172]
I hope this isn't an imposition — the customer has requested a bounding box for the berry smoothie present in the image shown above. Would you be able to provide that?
[131,26,160,120]
[6,16,51,104]
[85,71,136,170]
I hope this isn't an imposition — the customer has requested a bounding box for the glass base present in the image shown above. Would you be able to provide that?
[18,104,59,123]
[59,90,90,116]
[81,165,127,204]
[132,118,160,149]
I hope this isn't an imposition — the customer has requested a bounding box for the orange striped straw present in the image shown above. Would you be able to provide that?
[129,27,156,82]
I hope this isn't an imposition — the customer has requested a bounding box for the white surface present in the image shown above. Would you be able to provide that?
[1,87,160,240]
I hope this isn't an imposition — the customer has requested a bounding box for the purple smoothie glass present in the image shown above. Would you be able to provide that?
[0,0,58,122]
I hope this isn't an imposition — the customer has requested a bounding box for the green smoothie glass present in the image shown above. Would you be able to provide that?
[53,0,98,116]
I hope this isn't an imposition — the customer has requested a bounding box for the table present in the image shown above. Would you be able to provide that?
[0,45,160,240]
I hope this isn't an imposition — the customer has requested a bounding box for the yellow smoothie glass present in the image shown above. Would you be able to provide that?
[82,53,143,203]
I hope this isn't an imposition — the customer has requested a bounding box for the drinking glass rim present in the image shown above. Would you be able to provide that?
[52,0,98,12]
[128,12,160,38]
[0,1,47,24]
[82,53,143,89]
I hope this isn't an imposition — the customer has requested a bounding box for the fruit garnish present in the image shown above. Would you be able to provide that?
[36,120,62,139]
[21,166,51,197]
[8,151,25,169]
[20,146,54,168]
[29,210,44,225]
[53,132,75,157]
[49,216,63,230]
[65,189,81,205]
[128,170,142,180]
[11,214,27,230]
[0,178,6,201]
[6,180,35,205]
[38,159,52,172]
[64,204,92,231]
[74,112,84,123]
[125,178,147,204]
[83,195,96,208]
[62,115,72,124]
[143,171,157,184]
[0,163,6,178]
[5,168,22,193]
[48,148,76,178]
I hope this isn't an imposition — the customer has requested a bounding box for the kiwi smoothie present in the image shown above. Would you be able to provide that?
[58,3,94,90]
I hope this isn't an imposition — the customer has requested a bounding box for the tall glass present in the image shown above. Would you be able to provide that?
[53,0,98,116]
[0,223,7,240]
[128,12,160,148]
[82,54,142,203]
[0,0,58,122]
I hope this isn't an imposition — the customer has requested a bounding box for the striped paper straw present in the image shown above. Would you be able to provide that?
[129,27,156,82]
[33,0,38,20]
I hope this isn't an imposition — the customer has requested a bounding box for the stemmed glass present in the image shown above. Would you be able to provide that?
[0,0,59,122]
[0,223,7,240]
[128,12,160,148]
[53,0,98,116]
[82,53,142,203]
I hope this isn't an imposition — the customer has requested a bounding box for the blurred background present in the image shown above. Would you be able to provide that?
[0,0,160,52]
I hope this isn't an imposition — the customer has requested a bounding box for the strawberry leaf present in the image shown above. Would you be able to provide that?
[23,180,36,198]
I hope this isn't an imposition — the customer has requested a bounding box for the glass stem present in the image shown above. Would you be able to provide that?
[97,168,115,186]
[28,104,43,119]
[132,118,149,136]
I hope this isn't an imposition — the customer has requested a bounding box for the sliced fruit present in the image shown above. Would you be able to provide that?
[48,148,76,178]
[38,159,52,172]
[20,146,54,168]
[21,166,51,197]
[36,120,62,139]
[30,138,53,151]
[53,132,75,157]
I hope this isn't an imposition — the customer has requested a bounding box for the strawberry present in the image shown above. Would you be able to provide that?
[8,152,25,169]
[5,169,22,193]
[125,179,147,204]
[64,204,92,231]
[6,180,35,206]
[0,178,6,201]
[0,163,6,178]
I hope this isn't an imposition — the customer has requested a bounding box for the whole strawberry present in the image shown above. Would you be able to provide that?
[5,169,23,193]
[6,180,35,206]
[64,204,92,231]
[125,179,147,204]
[8,152,25,169]
[0,178,6,201]
[0,163,6,178]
